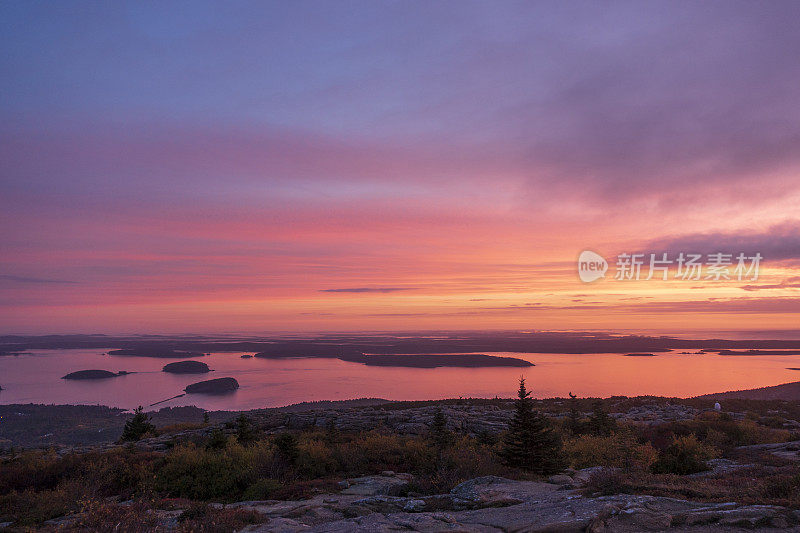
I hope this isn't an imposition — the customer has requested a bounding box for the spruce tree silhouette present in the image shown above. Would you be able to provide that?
[120,406,156,442]
[235,413,258,445]
[430,408,453,450]
[499,378,564,474]
[588,399,616,436]
[565,392,583,435]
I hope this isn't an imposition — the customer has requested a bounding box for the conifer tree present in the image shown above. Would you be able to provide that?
[565,392,583,435]
[235,413,258,445]
[499,378,564,474]
[430,408,453,450]
[588,399,616,436]
[206,427,228,450]
[324,418,340,445]
[274,432,299,464]
[120,406,156,442]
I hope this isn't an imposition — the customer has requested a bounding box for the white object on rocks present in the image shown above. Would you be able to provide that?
[714,402,722,411]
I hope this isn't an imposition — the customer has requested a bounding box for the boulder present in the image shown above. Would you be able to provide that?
[184,377,239,394]
[339,474,412,496]
[162,360,211,374]
[548,474,575,486]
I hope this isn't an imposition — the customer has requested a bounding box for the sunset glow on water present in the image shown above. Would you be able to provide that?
[3,349,800,411]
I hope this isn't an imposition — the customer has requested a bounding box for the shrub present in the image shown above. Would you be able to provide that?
[206,428,229,450]
[295,439,338,479]
[71,498,163,532]
[564,431,658,471]
[662,413,793,451]
[651,434,719,475]
[0,482,83,526]
[339,432,435,473]
[585,468,629,495]
[760,472,800,500]
[158,422,205,434]
[0,447,158,498]
[177,502,265,532]
[241,478,282,501]
[412,436,509,494]
[154,442,271,500]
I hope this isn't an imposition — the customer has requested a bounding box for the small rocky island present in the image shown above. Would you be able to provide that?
[162,360,211,374]
[184,377,239,394]
[0,350,28,356]
[62,370,129,380]
[623,353,658,357]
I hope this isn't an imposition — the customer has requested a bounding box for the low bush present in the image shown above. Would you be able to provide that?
[651,434,719,475]
[564,431,658,471]
[154,442,273,500]
[585,468,629,495]
[241,478,282,500]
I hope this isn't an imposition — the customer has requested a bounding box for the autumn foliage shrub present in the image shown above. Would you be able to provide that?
[651,434,720,475]
[563,431,658,470]
[154,441,273,500]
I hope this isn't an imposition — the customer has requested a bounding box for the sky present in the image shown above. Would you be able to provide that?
[1,0,799,335]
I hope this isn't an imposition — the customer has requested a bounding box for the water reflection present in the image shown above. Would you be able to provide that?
[1,349,799,411]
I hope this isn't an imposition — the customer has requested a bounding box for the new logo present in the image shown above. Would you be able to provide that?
[578,250,608,283]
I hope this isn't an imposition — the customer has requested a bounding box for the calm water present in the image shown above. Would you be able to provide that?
[1,349,800,411]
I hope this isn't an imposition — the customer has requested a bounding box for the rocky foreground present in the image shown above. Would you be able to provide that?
[6,399,800,531]
[34,470,800,532]
[101,472,796,532]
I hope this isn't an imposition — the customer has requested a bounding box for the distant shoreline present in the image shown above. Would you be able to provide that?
[4,332,800,358]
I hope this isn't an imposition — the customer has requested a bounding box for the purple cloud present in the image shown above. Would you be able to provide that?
[645,222,800,262]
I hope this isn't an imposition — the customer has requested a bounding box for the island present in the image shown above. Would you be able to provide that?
[338,353,533,368]
[62,370,129,380]
[622,353,658,357]
[0,350,28,356]
[162,361,211,374]
[715,349,800,356]
[252,351,533,367]
[109,348,206,358]
[184,377,239,394]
